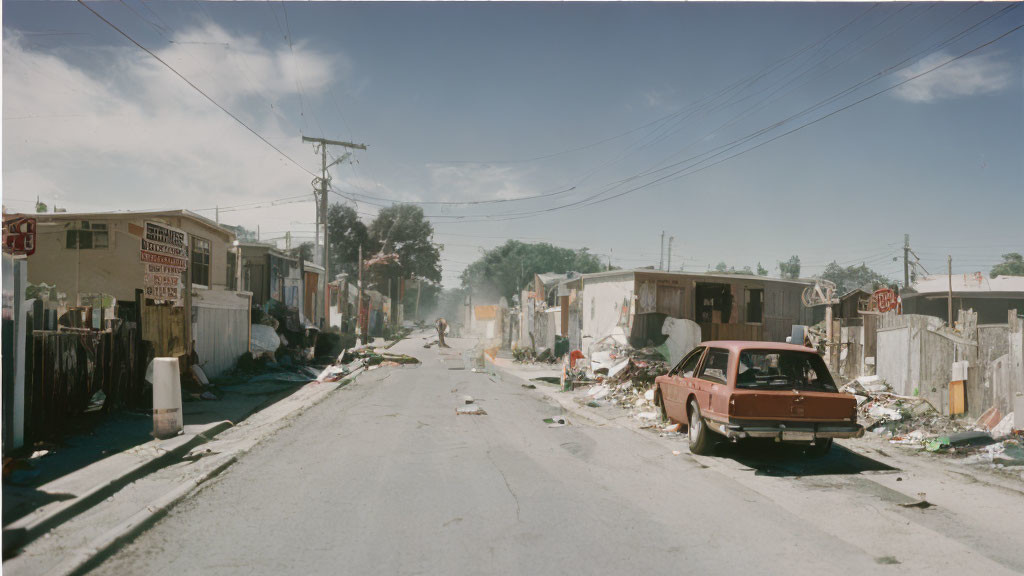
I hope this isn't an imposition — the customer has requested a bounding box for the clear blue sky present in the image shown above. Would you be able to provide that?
[3,1,1022,287]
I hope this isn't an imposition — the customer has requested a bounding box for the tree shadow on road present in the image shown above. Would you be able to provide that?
[708,439,898,477]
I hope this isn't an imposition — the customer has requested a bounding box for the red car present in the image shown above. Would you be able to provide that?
[654,341,863,456]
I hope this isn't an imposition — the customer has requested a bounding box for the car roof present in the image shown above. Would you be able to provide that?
[699,340,818,353]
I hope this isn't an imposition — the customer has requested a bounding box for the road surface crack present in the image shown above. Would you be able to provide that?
[485,448,522,523]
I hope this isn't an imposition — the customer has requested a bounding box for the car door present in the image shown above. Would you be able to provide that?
[695,347,731,421]
[661,346,706,422]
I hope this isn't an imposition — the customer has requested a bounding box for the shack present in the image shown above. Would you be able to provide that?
[579,269,814,355]
[901,274,1024,324]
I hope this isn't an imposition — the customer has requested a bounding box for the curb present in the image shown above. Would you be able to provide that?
[35,366,369,575]
[3,420,233,556]
[45,452,238,576]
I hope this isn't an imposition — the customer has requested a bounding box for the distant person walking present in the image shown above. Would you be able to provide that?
[436,317,450,348]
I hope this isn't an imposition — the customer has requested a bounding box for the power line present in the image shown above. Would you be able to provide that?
[77,0,318,180]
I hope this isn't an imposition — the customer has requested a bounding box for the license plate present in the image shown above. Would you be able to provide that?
[782,431,814,441]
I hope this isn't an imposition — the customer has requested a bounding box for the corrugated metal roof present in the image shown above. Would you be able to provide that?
[909,274,1024,295]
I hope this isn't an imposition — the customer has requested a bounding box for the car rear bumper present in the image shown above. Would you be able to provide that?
[708,418,865,441]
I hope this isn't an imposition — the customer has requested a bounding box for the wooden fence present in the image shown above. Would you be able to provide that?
[25,322,146,443]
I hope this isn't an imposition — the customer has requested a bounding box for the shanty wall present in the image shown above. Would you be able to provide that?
[580,276,633,354]
[876,314,953,409]
[982,313,1023,421]
[193,289,251,378]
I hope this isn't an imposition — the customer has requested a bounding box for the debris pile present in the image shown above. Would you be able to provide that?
[844,376,1024,469]
[341,347,420,368]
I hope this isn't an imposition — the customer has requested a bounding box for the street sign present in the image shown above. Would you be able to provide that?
[141,221,187,305]
[3,216,36,256]
[873,288,897,313]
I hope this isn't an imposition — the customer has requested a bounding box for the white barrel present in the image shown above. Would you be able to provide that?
[152,357,183,438]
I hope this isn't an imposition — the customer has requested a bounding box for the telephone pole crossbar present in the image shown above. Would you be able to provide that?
[302,136,367,325]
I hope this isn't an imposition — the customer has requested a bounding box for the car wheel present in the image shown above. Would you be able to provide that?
[805,438,833,458]
[688,399,712,455]
[654,387,668,421]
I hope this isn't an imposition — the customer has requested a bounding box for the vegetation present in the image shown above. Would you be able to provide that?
[818,262,891,294]
[991,253,1024,278]
[778,255,801,279]
[460,240,605,302]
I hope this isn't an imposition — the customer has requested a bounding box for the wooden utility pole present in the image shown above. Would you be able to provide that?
[903,234,910,289]
[659,231,665,270]
[667,236,674,272]
[357,244,364,344]
[302,136,366,318]
[415,277,422,322]
[948,255,953,326]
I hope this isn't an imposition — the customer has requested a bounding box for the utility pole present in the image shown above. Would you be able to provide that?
[285,231,291,251]
[903,234,910,289]
[667,236,674,272]
[415,277,422,322]
[302,136,366,311]
[358,244,364,344]
[215,206,219,224]
[948,255,953,327]
[659,231,665,270]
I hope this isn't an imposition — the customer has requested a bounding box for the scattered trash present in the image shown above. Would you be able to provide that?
[636,411,659,421]
[672,450,681,456]
[898,500,934,509]
[30,450,49,459]
[544,416,569,428]
[84,390,106,413]
[456,404,487,416]
[991,412,1015,438]
[462,395,475,405]
[587,401,600,408]
[663,423,681,434]
[200,391,218,401]
[521,383,536,389]
[975,406,1003,431]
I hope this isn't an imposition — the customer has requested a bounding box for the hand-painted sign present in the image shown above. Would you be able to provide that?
[142,221,187,304]
[3,216,37,256]
[873,288,897,313]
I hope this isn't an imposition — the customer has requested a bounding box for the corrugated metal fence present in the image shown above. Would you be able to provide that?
[193,290,251,379]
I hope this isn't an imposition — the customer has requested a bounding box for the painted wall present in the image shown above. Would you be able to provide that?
[26,215,232,302]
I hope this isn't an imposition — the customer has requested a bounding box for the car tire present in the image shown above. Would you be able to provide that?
[654,387,668,421]
[688,399,712,455]
[805,438,833,458]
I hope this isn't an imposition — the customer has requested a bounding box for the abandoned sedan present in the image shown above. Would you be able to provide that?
[654,341,863,456]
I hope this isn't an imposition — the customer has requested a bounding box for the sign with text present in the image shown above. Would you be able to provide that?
[873,288,898,313]
[3,216,36,256]
[141,221,187,305]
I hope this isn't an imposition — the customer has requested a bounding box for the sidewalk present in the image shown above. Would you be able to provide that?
[3,368,311,529]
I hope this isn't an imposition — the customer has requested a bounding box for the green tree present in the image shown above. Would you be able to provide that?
[289,241,314,263]
[366,204,441,284]
[327,203,369,279]
[819,262,891,294]
[757,262,768,276]
[991,253,1024,278]
[460,240,605,302]
[35,200,47,213]
[715,261,729,273]
[713,262,754,275]
[778,255,801,279]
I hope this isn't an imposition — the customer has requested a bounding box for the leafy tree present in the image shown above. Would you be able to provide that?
[756,262,768,276]
[713,262,754,275]
[221,224,257,243]
[819,262,891,294]
[778,255,801,279]
[460,240,605,302]
[289,241,314,263]
[991,253,1024,278]
[327,203,369,279]
[366,204,441,285]
[35,200,47,213]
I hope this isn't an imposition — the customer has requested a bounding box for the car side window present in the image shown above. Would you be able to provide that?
[698,348,730,385]
[673,347,705,378]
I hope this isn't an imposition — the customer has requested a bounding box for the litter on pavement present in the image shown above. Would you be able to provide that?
[456,404,487,415]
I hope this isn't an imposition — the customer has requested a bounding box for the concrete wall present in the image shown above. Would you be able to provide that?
[27,214,232,303]
[193,288,252,378]
[981,314,1024,420]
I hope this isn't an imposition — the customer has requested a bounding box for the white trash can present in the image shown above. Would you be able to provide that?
[152,357,183,438]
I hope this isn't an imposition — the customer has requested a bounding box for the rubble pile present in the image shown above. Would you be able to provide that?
[843,375,1024,469]
[341,347,420,368]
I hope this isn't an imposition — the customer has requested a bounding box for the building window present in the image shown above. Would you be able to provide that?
[746,288,764,324]
[66,222,108,249]
[191,237,211,287]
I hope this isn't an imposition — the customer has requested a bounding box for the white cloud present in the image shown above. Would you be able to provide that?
[891,51,1013,103]
[1,25,356,233]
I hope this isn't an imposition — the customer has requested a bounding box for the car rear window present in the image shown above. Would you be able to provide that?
[735,349,837,392]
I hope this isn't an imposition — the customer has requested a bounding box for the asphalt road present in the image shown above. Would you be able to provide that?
[94,332,1024,576]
